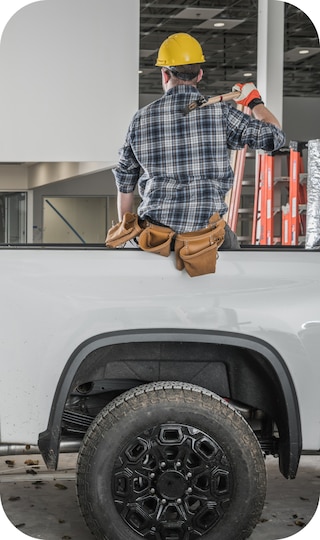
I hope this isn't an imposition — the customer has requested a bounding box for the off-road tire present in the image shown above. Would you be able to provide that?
[76,381,266,540]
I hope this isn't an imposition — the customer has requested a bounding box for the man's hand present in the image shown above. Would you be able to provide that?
[232,82,264,109]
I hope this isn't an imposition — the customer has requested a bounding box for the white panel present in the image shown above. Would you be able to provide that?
[0,0,139,161]
[0,0,35,39]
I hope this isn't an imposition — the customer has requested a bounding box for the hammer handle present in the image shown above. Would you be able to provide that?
[203,90,241,107]
[185,90,241,114]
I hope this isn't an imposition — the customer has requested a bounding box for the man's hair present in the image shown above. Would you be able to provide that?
[166,64,201,82]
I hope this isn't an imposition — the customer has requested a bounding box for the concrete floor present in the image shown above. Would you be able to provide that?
[0,453,319,540]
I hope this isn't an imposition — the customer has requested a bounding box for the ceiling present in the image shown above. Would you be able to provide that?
[139,0,320,98]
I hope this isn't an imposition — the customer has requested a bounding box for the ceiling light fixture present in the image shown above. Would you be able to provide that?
[196,19,245,30]
[284,47,320,62]
[173,7,224,20]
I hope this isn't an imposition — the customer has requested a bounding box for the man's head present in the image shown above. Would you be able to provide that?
[155,33,205,89]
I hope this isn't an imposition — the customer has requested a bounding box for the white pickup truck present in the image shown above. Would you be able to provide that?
[0,245,319,540]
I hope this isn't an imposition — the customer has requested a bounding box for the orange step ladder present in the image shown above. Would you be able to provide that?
[251,148,290,245]
[225,105,252,238]
[282,141,308,246]
[225,145,248,232]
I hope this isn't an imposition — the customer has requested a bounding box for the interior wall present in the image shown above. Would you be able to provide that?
[0,0,139,161]
[32,169,117,241]
[283,97,320,143]
[43,197,107,244]
[0,165,28,190]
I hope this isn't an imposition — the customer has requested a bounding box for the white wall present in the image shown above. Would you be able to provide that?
[0,0,139,161]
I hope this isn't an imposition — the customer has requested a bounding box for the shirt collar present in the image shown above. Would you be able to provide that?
[165,85,201,97]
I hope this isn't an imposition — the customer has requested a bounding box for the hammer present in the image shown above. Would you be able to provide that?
[183,90,241,115]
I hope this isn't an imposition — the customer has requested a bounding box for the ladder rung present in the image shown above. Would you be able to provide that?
[242,180,255,186]
[274,176,289,183]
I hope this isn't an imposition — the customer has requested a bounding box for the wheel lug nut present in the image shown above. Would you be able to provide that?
[150,472,156,479]
[176,460,182,468]
[161,498,167,505]
[176,498,182,504]
[186,487,192,494]
[186,472,192,478]
[160,461,166,468]
[150,488,156,494]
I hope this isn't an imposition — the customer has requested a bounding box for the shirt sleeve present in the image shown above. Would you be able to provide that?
[224,105,286,152]
[112,121,141,193]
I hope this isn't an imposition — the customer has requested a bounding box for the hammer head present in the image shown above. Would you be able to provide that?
[182,95,208,116]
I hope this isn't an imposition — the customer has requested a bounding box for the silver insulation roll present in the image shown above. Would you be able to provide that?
[306,139,320,249]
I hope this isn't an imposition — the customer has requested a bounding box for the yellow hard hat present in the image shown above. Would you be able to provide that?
[155,33,205,67]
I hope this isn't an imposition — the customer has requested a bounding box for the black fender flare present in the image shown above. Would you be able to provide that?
[38,328,302,478]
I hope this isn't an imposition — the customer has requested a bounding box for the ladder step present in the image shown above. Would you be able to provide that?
[274,176,289,183]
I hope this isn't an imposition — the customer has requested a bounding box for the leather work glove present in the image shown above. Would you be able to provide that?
[232,82,264,109]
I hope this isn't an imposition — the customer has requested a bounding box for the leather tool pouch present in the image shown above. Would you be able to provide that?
[174,214,226,277]
[138,223,175,257]
[105,212,143,247]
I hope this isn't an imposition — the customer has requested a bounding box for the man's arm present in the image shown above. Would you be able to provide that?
[117,191,134,221]
[232,82,282,128]
[250,103,281,129]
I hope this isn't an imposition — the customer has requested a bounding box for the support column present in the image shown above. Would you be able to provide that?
[27,190,34,243]
[257,0,284,125]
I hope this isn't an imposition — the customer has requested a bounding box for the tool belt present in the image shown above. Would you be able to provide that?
[105,212,143,248]
[138,222,175,257]
[174,214,225,277]
[105,212,225,277]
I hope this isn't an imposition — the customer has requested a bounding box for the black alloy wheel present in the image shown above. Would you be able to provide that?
[77,381,266,540]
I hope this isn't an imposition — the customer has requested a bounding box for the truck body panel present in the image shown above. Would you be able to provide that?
[0,247,319,451]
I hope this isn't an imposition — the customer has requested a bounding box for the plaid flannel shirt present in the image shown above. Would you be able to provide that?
[113,85,285,233]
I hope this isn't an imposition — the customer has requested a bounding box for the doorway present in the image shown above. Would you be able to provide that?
[0,192,27,243]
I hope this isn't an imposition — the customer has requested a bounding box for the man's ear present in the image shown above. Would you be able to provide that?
[197,68,203,83]
[161,68,171,84]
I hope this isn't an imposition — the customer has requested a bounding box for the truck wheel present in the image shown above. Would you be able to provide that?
[76,381,266,540]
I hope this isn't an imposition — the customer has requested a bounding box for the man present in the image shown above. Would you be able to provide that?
[113,32,285,249]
